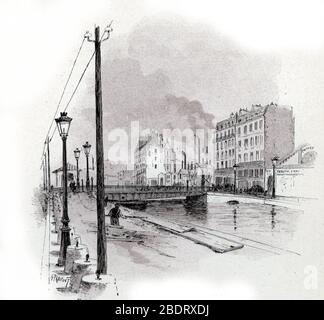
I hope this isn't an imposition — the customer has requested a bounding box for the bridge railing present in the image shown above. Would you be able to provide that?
[103,185,204,193]
[52,185,207,193]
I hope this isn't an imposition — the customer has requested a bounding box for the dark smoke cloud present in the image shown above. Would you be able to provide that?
[82,57,215,132]
[126,15,280,117]
[81,14,280,132]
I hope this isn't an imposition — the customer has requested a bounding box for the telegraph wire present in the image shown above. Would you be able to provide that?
[47,22,113,144]
[41,22,113,169]
[40,36,86,163]
[48,50,95,143]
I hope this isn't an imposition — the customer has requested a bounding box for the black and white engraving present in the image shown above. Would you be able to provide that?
[0,0,323,300]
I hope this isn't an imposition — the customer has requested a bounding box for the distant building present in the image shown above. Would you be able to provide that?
[214,103,295,190]
[134,132,166,186]
[117,169,135,186]
[104,160,127,185]
[134,130,214,186]
[52,163,78,187]
[266,143,317,197]
[79,155,96,186]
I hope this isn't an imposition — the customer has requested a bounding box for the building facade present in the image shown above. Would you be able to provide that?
[266,143,316,197]
[117,169,135,186]
[52,163,78,187]
[134,132,166,186]
[214,103,295,191]
[104,160,127,185]
[134,130,214,186]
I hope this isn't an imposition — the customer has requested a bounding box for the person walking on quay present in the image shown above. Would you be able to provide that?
[108,203,122,226]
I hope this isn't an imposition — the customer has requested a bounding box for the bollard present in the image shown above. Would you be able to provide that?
[69,257,95,293]
[81,179,84,192]
[80,273,113,297]
[57,226,62,245]
[54,206,61,234]
[54,217,60,233]
[91,177,94,191]
[70,234,81,246]
[64,244,89,274]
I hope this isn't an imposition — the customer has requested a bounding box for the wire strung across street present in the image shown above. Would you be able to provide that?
[40,22,113,168]
[48,50,95,143]
[40,37,86,165]
[48,24,113,143]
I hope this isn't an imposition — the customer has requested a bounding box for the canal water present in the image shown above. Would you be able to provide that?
[142,196,303,247]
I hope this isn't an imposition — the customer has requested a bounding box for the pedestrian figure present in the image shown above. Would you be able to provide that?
[69,180,76,193]
[104,196,109,207]
[108,203,121,226]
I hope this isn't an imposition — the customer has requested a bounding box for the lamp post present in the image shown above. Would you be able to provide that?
[55,112,72,266]
[74,148,81,190]
[83,141,91,191]
[271,156,279,198]
[233,163,238,194]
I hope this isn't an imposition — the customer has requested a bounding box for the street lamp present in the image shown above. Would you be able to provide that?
[233,163,238,194]
[55,112,72,266]
[271,156,279,198]
[83,141,91,191]
[74,148,81,190]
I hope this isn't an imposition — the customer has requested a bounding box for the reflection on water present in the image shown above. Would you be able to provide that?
[183,201,208,219]
[144,198,303,244]
[271,206,276,230]
[233,208,237,231]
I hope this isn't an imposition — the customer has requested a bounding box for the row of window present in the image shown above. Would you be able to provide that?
[216,150,264,169]
[147,148,158,157]
[216,159,236,169]
[237,168,264,178]
[238,135,263,149]
[238,150,264,163]
[216,138,235,150]
[237,119,263,136]
[216,135,263,152]
[216,128,234,140]
[216,149,235,161]
[216,118,263,137]
[216,120,235,130]
[135,163,146,168]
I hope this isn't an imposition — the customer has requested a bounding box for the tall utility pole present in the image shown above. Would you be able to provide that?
[42,159,46,190]
[95,26,107,275]
[47,137,51,191]
[85,22,112,276]
[44,153,48,191]
[86,151,90,190]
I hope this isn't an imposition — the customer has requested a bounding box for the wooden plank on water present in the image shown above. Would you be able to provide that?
[142,217,195,233]
[140,217,243,253]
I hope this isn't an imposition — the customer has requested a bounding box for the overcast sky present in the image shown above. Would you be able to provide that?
[1,0,324,299]
[0,0,324,181]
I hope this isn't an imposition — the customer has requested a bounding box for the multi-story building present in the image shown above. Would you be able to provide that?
[104,160,127,185]
[117,169,135,186]
[214,103,295,191]
[134,132,166,186]
[266,143,316,198]
[135,129,215,187]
